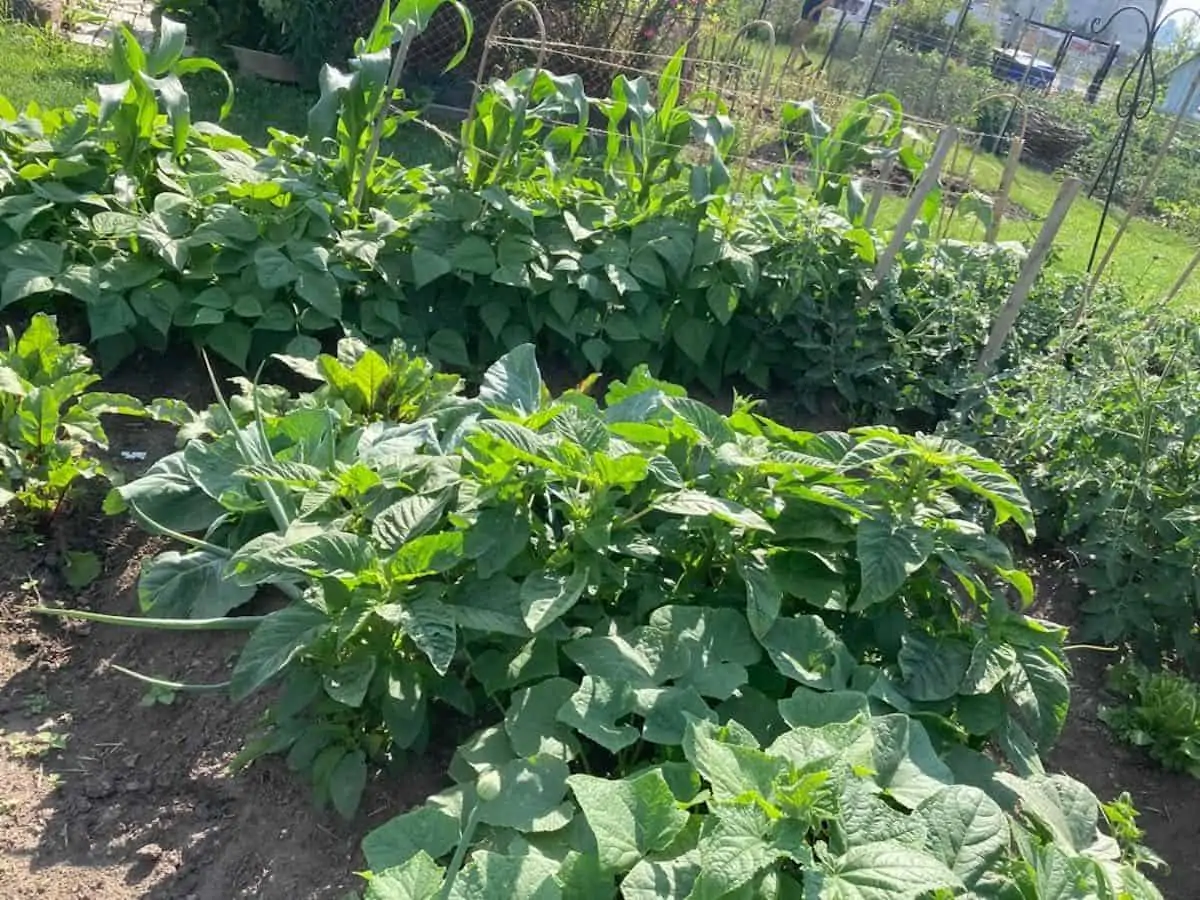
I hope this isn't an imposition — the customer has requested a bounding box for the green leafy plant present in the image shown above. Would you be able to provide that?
[307,0,471,209]
[359,712,1163,899]
[0,313,147,518]
[46,343,1069,819]
[1100,662,1200,778]
[966,308,1200,668]
[781,92,903,223]
[100,16,233,167]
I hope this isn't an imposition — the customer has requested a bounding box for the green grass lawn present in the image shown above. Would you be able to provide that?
[876,147,1200,309]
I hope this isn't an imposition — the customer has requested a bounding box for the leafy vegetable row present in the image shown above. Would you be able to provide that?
[0,13,1073,426]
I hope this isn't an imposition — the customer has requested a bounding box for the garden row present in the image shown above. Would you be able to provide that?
[13,313,1165,897]
[7,10,1194,675]
[0,6,1194,895]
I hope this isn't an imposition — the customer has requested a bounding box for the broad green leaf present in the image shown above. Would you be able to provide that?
[231,530,375,584]
[479,343,543,417]
[915,786,1008,890]
[808,841,962,900]
[254,246,299,289]
[364,852,445,900]
[412,247,452,289]
[1005,645,1070,749]
[682,717,785,802]
[447,850,561,900]
[372,494,450,553]
[63,551,102,589]
[619,850,700,899]
[362,804,462,871]
[778,688,870,728]
[520,566,588,633]
[427,329,470,367]
[230,603,330,700]
[330,749,368,820]
[737,552,781,640]
[689,804,782,898]
[869,715,954,809]
[477,756,571,831]
[323,655,377,707]
[673,317,713,366]
[399,594,457,675]
[389,532,465,579]
[1006,773,1100,855]
[504,677,580,758]
[568,769,690,872]
[834,779,928,854]
[558,675,640,753]
[1031,845,1104,900]
[652,489,772,532]
[760,615,854,691]
[960,640,1017,695]
[108,452,224,534]
[634,605,761,699]
[633,684,715,745]
[897,632,973,702]
[138,549,255,618]
[854,517,933,610]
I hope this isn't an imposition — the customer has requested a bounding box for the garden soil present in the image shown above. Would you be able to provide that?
[0,357,1196,899]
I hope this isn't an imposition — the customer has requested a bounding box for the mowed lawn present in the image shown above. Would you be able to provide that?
[876,148,1200,309]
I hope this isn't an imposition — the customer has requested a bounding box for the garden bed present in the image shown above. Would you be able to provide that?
[0,355,1196,898]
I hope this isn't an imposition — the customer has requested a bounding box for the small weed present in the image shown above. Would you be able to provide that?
[140,683,177,707]
[62,550,101,589]
[20,693,49,716]
[1102,792,1167,872]
[4,729,69,760]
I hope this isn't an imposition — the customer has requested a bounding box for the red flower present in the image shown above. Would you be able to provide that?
[643,25,658,38]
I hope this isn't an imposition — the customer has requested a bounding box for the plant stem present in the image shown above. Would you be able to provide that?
[31,606,264,630]
[438,802,482,899]
[111,664,231,691]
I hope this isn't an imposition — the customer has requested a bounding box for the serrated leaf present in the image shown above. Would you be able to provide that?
[568,769,690,872]
[372,494,450,553]
[915,786,1008,890]
[620,851,700,899]
[809,841,962,900]
[364,852,446,900]
[447,850,561,900]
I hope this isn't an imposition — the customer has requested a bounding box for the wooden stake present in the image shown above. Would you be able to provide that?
[986,135,1024,242]
[1162,243,1200,307]
[976,177,1082,372]
[873,127,957,281]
